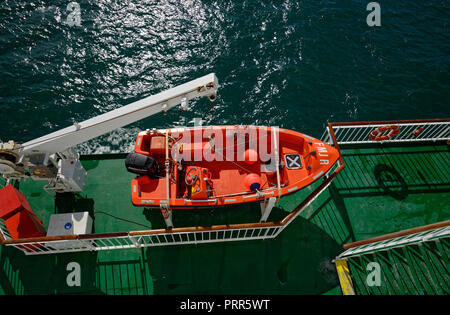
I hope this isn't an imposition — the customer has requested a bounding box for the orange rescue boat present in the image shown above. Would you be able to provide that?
[125,125,340,212]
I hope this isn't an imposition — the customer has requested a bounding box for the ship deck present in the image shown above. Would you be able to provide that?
[0,142,449,294]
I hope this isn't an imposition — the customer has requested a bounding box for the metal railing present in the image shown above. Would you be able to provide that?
[321,119,450,145]
[336,220,450,259]
[0,225,284,255]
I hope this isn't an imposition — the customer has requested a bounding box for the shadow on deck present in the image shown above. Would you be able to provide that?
[144,215,341,295]
[281,144,450,247]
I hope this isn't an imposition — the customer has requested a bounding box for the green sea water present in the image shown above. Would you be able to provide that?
[1,0,449,153]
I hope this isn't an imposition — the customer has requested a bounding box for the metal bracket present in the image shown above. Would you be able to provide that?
[260,197,277,222]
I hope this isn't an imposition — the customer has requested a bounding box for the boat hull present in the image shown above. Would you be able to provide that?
[129,125,340,209]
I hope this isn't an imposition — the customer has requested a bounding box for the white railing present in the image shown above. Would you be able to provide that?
[336,224,450,259]
[2,225,284,255]
[321,119,450,145]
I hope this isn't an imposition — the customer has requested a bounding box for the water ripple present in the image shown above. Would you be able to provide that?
[0,0,448,151]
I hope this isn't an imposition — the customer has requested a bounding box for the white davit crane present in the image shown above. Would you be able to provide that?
[0,73,219,193]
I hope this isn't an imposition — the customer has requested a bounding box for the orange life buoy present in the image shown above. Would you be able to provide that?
[244,173,262,192]
[369,125,400,141]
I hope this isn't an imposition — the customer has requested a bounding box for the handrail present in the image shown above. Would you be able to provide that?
[328,118,450,126]
[322,118,450,145]
[336,220,450,259]
[342,220,450,250]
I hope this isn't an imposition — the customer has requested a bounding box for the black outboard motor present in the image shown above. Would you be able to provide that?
[125,152,159,178]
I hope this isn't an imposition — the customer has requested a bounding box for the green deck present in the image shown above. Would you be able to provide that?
[0,143,449,294]
[345,239,450,295]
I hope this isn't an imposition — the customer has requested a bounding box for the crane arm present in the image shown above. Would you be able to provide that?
[0,73,218,193]
[20,73,218,154]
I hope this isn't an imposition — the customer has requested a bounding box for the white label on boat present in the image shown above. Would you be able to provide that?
[317,146,328,157]
[141,200,154,204]
[224,198,236,203]
[288,186,298,192]
[313,171,324,180]
[316,142,330,165]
